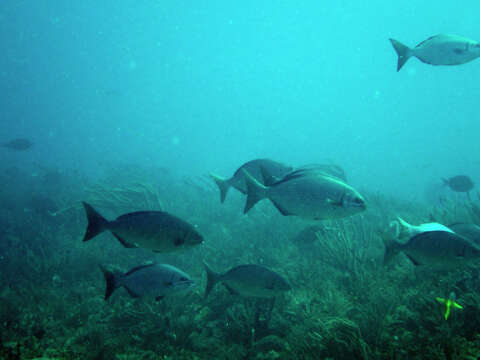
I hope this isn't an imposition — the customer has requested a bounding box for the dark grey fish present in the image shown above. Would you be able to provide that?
[82,202,203,252]
[390,34,480,71]
[384,218,480,267]
[243,167,366,220]
[204,263,291,298]
[442,175,474,193]
[448,223,480,246]
[1,138,33,151]
[210,159,293,203]
[100,263,194,301]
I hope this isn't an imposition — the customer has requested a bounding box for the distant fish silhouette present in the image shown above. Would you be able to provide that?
[442,175,474,193]
[1,138,33,151]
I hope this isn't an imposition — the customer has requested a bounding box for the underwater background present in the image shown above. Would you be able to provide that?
[2,1,480,359]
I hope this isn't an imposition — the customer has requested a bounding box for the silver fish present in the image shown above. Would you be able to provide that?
[243,168,366,220]
[210,159,293,203]
[82,202,203,252]
[390,34,480,71]
[204,263,291,298]
[101,263,194,300]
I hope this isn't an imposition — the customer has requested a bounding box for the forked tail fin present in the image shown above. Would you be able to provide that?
[204,262,221,298]
[210,173,230,203]
[243,169,268,214]
[82,202,109,242]
[389,38,412,72]
[99,265,120,300]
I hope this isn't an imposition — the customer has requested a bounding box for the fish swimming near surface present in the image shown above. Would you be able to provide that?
[82,202,203,252]
[243,167,366,220]
[389,34,480,71]
[1,138,33,150]
[204,263,291,298]
[383,217,480,268]
[210,159,293,203]
[442,175,474,193]
[100,263,194,301]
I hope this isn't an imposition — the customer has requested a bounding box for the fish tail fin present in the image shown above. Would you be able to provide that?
[99,265,120,301]
[389,38,412,71]
[379,223,401,265]
[396,217,414,238]
[82,202,109,242]
[210,173,230,203]
[243,169,268,214]
[442,178,449,186]
[204,262,221,298]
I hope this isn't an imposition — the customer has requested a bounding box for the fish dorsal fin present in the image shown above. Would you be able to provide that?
[124,263,156,276]
[116,211,163,220]
[274,169,307,184]
[111,233,137,248]
[415,35,441,48]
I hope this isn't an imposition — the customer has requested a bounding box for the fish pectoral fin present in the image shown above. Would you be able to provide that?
[223,284,239,295]
[326,193,345,207]
[111,233,137,248]
[404,253,422,266]
[155,295,165,301]
[124,286,141,298]
[326,198,342,206]
[453,48,465,54]
[270,200,292,216]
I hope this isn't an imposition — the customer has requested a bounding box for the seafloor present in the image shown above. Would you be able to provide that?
[1,164,479,360]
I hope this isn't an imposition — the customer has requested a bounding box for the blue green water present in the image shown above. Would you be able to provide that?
[1,1,480,359]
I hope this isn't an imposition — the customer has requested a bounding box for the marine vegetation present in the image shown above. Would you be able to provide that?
[1,164,480,359]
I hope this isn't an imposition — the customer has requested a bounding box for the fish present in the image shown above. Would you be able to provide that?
[210,159,293,203]
[204,263,291,298]
[442,175,474,193]
[100,263,194,300]
[82,202,203,252]
[384,217,480,267]
[448,223,480,246]
[1,138,33,150]
[389,34,480,71]
[243,167,366,220]
[295,163,347,182]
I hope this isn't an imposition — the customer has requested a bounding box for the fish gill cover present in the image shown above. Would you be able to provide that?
[1,1,480,359]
